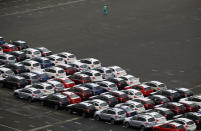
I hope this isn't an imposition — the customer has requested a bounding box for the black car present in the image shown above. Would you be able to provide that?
[36,47,52,57]
[90,94,118,107]
[0,59,6,66]
[12,40,29,50]
[153,107,175,120]
[8,51,27,62]
[148,95,170,105]
[19,72,40,84]
[40,93,69,110]
[107,77,128,90]
[0,75,29,89]
[150,89,181,102]
[177,112,201,129]
[4,63,29,74]
[67,102,96,117]
[176,88,194,98]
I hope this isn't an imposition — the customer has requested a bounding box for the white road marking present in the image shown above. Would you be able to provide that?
[0,123,22,131]
[29,117,80,131]
[0,0,87,17]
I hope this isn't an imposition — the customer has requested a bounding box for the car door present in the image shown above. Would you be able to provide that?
[23,89,32,99]
[100,109,109,120]
[159,124,172,131]
[5,77,15,88]
[48,96,59,107]
[129,117,138,127]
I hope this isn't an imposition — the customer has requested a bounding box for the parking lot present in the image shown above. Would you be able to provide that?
[0,0,201,130]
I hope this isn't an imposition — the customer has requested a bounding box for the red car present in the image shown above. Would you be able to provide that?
[107,91,130,103]
[179,101,200,112]
[160,102,186,115]
[125,84,153,96]
[153,122,186,131]
[69,73,91,84]
[53,77,75,88]
[66,86,93,100]
[133,98,155,109]
[1,44,18,53]
[56,64,76,75]
[61,91,81,104]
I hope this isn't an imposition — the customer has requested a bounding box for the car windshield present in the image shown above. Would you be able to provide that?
[120,94,128,98]
[136,92,143,96]
[80,65,87,68]
[136,104,143,108]
[159,84,165,87]
[100,102,107,107]
[118,111,125,115]
[64,79,73,83]
[67,67,73,70]
[178,105,186,110]
[34,51,41,55]
[84,77,91,81]
[108,96,117,102]
[129,76,135,81]
[145,87,152,91]
[44,60,50,63]
[70,94,79,99]
[68,54,75,58]
[6,70,13,74]
[162,97,170,102]
[110,84,116,88]
[154,113,163,118]
[33,90,41,94]
[106,69,112,73]
[172,92,180,97]
[84,89,91,94]
[187,121,194,125]
[116,67,123,72]
[148,118,155,122]
[94,86,102,90]
[56,84,64,87]
[58,70,64,73]
[94,61,100,65]
[31,76,38,80]
[166,110,173,115]
[190,103,197,107]
[94,73,101,76]
[46,86,53,90]
[33,63,40,67]
[146,100,153,104]
[8,57,15,60]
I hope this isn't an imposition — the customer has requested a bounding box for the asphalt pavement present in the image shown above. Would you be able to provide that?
[0,0,201,130]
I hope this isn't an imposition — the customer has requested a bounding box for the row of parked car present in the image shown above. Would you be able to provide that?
[0,36,201,131]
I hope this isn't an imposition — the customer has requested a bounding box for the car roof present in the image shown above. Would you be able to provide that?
[0,53,14,57]
[54,93,67,98]
[180,101,194,105]
[50,66,63,70]
[126,89,141,93]
[156,107,171,111]
[14,40,26,43]
[24,59,39,64]
[153,95,167,99]
[150,81,164,85]
[0,67,11,71]
[91,99,106,104]
[146,112,160,116]
[48,80,61,84]
[12,51,24,54]
[138,114,153,119]
[72,61,86,66]
[28,87,39,92]
[113,77,124,81]
[108,65,121,70]
[126,100,141,105]
[14,76,25,80]
[101,81,114,85]
[169,122,182,127]
[75,73,89,77]
[86,83,99,86]
[49,55,62,59]
[3,44,15,47]
[112,91,125,95]
[177,118,192,122]
[37,82,52,87]
[81,58,99,62]
[121,75,135,79]
[166,89,177,93]
[76,86,89,90]
[23,72,37,77]
[88,70,100,74]
[62,91,75,95]
[177,88,190,92]
[136,97,151,101]
[59,52,74,56]
[13,63,23,66]
[24,48,39,52]
[169,102,183,106]
[138,84,150,88]
[80,102,93,106]
[102,94,114,98]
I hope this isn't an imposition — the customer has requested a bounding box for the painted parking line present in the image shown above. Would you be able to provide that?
[0,0,88,17]
[29,117,80,131]
[0,123,22,131]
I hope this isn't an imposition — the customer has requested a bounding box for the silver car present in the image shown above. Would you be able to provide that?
[95,67,114,79]
[94,107,126,124]
[123,114,157,131]
[143,81,167,91]
[14,87,43,102]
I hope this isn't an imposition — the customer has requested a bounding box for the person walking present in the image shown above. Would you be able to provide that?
[104,4,108,15]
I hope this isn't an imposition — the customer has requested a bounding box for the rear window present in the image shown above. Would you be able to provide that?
[31,76,38,80]
[44,60,50,63]
[118,111,125,115]
[110,84,116,88]
[187,121,194,125]
[162,97,170,102]
[94,73,101,76]
[93,61,100,65]
[178,105,186,110]
[136,104,143,108]
[67,67,73,70]
[60,97,69,102]
[56,84,64,88]
[148,118,155,122]
[172,92,180,97]
[154,113,163,118]
[57,58,63,61]
[33,63,40,67]
[100,102,107,107]
[80,65,87,68]
[108,96,117,102]
[166,110,173,115]
[33,90,41,94]
[120,94,128,98]
[94,86,102,90]
[136,92,142,96]
[34,51,41,55]
[159,84,165,87]
[6,70,13,74]
[146,100,154,104]
[8,57,15,60]
[116,68,123,72]
[58,70,65,73]
[106,70,112,73]
[46,86,53,90]
[68,54,75,58]
[84,89,91,94]
[145,87,152,91]
[64,79,73,83]
[190,103,197,107]
[129,77,135,81]
[70,94,79,99]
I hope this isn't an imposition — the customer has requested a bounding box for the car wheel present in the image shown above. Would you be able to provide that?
[13,93,19,98]
[95,115,101,121]
[110,119,115,125]
[124,122,130,128]
[54,105,59,110]
[82,113,87,118]
[0,83,3,88]
[28,97,32,103]
[139,126,145,131]
[12,86,17,91]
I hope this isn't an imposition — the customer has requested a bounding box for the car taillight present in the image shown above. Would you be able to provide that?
[92,77,95,79]
[126,112,130,116]
[32,94,35,96]
[169,96,173,100]
[185,125,188,128]
[130,82,133,84]
[67,58,70,60]
[108,88,111,90]
[16,69,19,72]
[134,108,138,110]
[30,80,32,83]
[117,83,120,86]
[144,104,148,108]
[156,119,159,122]
[17,82,20,87]
[42,53,46,56]
[184,94,187,97]
[32,55,34,57]
[86,108,89,112]
[58,101,62,105]
[119,98,123,101]
[164,114,167,117]
[196,120,199,124]
[91,65,94,67]
[104,73,107,76]
[99,106,102,109]
[134,96,137,98]
[107,101,111,104]
[115,115,119,118]
[157,88,160,90]
[160,101,163,104]
[56,74,59,76]
[116,72,120,75]
[145,122,149,125]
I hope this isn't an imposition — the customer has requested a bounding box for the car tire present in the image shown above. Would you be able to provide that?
[82,113,87,118]
[139,126,145,131]
[28,97,32,103]
[124,122,130,128]
[110,119,115,125]
[13,93,19,98]
[95,115,101,121]
[0,83,3,88]
[54,105,59,110]
[69,109,73,114]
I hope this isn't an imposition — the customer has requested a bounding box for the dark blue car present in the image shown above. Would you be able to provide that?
[0,36,5,45]
[31,57,53,69]
[31,71,50,82]
[82,83,104,96]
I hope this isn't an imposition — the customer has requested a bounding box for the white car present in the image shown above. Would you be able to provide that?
[179,95,201,107]
[0,67,15,77]
[25,82,54,96]
[81,70,103,82]
[79,58,101,69]
[47,80,64,92]
[43,67,66,78]
[87,99,109,110]
[171,118,196,131]
[122,89,144,100]
[143,81,167,91]
[125,100,145,113]
[57,52,77,64]
[0,47,3,54]
[0,54,16,63]
[108,66,127,77]
[69,61,88,72]
[94,67,114,79]
[47,55,65,65]
[22,48,41,58]
[120,75,140,85]
[97,81,118,91]
[145,112,167,124]
[22,60,41,71]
